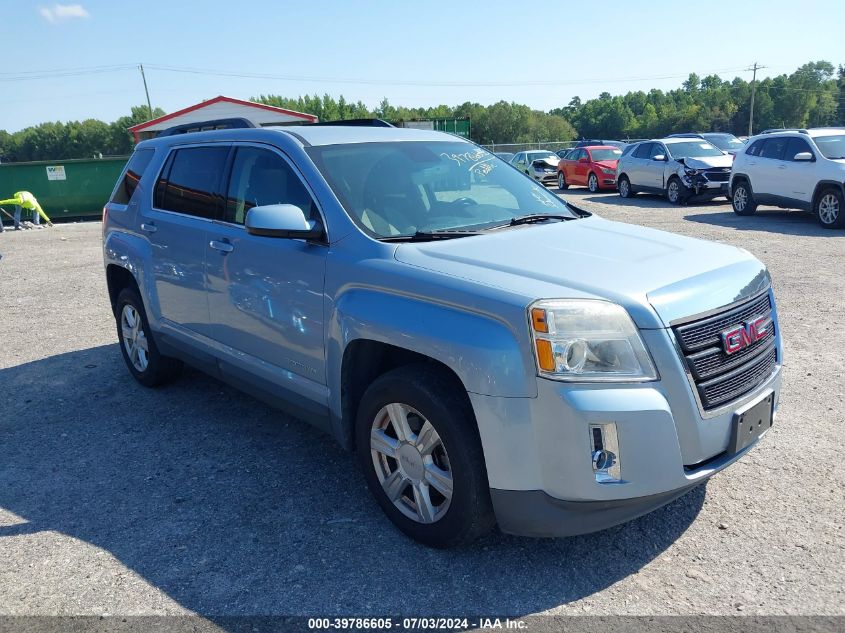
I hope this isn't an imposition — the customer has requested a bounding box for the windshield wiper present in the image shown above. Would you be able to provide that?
[378,229,483,243]
[508,213,576,226]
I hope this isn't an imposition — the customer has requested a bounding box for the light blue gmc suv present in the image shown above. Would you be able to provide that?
[103,122,783,547]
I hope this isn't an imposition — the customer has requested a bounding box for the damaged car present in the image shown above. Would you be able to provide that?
[510,150,560,186]
[616,138,733,204]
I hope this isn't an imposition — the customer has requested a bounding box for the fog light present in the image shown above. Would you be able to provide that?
[589,422,622,483]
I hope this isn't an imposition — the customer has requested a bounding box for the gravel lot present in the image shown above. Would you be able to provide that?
[0,193,843,619]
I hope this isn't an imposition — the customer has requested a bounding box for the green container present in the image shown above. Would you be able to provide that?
[0,156,128,220]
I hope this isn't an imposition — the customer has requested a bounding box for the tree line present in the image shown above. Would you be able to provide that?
[0,106,163,163]
[1,60,843,163]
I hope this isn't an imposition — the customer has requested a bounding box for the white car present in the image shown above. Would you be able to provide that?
[730,128,845,229]
[616,138,734,204]
[510,150,559,185]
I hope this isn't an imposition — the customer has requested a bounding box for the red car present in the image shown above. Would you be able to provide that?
[557,145,623,192]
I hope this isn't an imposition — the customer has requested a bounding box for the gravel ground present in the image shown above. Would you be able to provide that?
[0,194,843,619]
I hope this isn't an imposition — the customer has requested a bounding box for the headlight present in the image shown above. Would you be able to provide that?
[684,167,701,176]
[529,299,658,382]
[600,166,615,175]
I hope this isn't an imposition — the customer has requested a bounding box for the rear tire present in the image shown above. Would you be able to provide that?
[355,364,494,548]
[731,180,757,216]
[815,187,844,229]
[618,175,634,198]
[558,172,569,190]
[115,288,182,387]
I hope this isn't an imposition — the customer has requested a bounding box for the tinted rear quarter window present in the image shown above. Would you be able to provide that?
[111,149,154,204]
[154,146,229,219]
[745,139,764,156]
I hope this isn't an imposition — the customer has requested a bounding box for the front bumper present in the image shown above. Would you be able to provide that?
[491,484,697,537]
[532,170,558,184]
[470,326,782,537]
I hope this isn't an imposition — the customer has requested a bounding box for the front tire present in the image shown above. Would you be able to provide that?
[816,187,844,229]
[588,172,599,193]
[115,288,182,387]
[355,364,494,548]
[558,172,569,190]
[666,177,683,205]
[731,180,757,216]
[618,175,633,198]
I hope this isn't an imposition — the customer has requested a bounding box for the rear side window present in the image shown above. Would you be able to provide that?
[224,147,318,225]
[111,149,154,204]
[759,137,788,160]
[154,146,229,219]
[745,140,764,156]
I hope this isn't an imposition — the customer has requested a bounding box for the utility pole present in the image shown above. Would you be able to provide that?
[747,62,767,136]
[139,64,153,120]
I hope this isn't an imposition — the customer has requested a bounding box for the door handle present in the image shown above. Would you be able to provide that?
[209,239,234,253]
[140,222,157,233]
[778,165,787,169]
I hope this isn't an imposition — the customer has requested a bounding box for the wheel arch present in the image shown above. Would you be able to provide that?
[106,264,141,317]
[339,340,470,450]
[811,180,845,209]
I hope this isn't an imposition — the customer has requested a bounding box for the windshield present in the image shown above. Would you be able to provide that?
[703,134,744,151]
[666,141,725,159]
[813,134,845,159]
[589,148,623,161]
[526,151,556,161]
[307,141,576,238]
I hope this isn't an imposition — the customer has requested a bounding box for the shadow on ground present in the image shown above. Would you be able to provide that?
[0,345,705,616]
[683,208,844,237]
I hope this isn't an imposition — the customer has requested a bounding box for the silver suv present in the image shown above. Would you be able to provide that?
[616,138,734,203]
[730,128,845,228]
[103,122,783,547]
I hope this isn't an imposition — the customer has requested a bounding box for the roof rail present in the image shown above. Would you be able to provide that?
[667,133,704,138]
[156,117,256,137]
[760,128,808,135]
[309,118,395,128]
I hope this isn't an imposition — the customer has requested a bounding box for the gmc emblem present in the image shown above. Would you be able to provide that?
[721,316,770,355]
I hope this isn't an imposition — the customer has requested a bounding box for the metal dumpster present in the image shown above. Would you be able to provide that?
[0,156,128,221]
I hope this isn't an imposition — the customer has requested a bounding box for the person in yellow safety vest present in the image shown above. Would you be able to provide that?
[0,191,52,228]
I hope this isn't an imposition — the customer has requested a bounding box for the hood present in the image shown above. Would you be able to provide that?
[532,156,559,167]
[393,216,768,329]
[680,154,734,169]
[595,159,618,169]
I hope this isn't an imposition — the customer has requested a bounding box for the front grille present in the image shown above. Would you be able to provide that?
[675,293,771,352]
[673,292,777,411]
[703,169,731,183]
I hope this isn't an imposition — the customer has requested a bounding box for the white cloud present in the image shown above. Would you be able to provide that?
[39,4,90,23]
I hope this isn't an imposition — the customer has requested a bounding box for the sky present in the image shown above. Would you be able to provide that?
[1,0,844,132]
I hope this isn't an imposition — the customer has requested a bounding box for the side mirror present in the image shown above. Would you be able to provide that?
[578,157,589,164]
[793,152,814,162]
[245,204,323,240]
[652,154,667,162]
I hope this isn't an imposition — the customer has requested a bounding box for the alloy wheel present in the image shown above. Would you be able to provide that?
[121,304,149,372]
[619,178,629,197]
[818,193,839,225]
[370,403,453,524]
[734,186,747,211]
[668,180,680,203]
[588,174,598,192]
